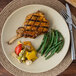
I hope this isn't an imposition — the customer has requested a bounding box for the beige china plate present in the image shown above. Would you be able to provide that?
[1,4,70,73]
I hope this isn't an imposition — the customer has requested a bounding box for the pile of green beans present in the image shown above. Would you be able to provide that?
[37,29,64,60]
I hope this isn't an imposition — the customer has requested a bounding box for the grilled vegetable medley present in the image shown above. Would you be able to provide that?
[12,41,38,65]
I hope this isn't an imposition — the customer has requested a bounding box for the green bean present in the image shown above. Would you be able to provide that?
[55,30,59,44]
[45,44,60,60]
[44,30,54,54]
[49,30,54,46]
[53,30,56,45]
[55,30,64,53]
[46,48,56,59]
[43,32,52,53]
[43,29,64,60]
[56,41,64,53]
[45,40,62,57]
[41,34,48,56]
[37,34,46,52]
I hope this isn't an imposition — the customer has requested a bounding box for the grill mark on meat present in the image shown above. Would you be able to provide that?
[24,25,31,26]
[25,29,34,31]
[24,32,37,38]
[39,17,43,33]
[24,34,33,38]
[41,26,49,28]
[32,15,40,17]
[25,25,49,28]
[28,19,47,23]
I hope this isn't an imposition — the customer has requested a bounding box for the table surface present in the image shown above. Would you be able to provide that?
[0,0,76,76]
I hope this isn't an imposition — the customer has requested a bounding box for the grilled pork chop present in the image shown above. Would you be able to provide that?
[8,11,49,44]
[23,11,49,38]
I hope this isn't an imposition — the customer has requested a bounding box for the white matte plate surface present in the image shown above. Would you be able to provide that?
[1,4,70,73]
